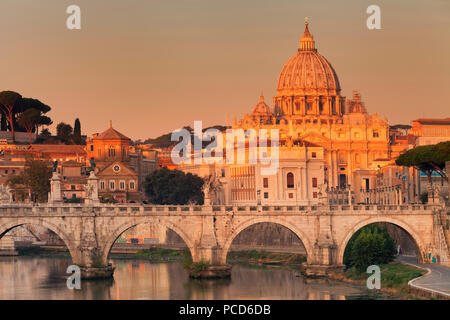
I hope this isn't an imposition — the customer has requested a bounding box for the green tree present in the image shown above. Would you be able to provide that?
[16,98,52,135]
[1,113,7,131]
[56,122,73,144]
[0,91,22,141]
[40,128,51,137]
[344,224,396,272]
[7,157,52,202]
[73,118,82,144]
[17,108,41,144]
[396,141,450,185]
[144,167,204,205]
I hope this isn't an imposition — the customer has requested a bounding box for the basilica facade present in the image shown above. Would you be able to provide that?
[179,21,398,205]
[235,21,391,192]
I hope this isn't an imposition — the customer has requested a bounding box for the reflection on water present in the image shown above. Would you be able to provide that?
[0,257,383,300]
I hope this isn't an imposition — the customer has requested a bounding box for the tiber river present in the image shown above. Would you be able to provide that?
[0,256,387,300]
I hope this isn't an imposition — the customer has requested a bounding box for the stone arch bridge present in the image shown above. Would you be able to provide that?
[0,203,448,278]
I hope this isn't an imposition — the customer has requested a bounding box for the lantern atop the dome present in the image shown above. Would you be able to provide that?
[300,18,315,51]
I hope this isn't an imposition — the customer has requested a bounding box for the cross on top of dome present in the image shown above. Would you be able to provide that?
[300,17,315,51]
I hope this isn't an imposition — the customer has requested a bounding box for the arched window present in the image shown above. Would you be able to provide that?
[287,173,294,189]
[108,146,116,157]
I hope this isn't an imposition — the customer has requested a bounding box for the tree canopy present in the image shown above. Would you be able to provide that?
[7,157,52,202]
[138,125,229,148]
[395,141,450,183]
[0,91,22,140]
[56,122,73,144]
[17,108,42,144]
[144,167,204,205]
[0,91,53,142]
[343,224,396,272]
[73,118,82,144]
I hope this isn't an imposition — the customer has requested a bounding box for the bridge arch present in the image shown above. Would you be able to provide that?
[101,217,196,264]
[0,218,79,263]
[337,216,426,265]
[220,217,313,265]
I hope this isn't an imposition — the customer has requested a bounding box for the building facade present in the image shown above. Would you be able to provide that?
[235,22,390,192]
[86,124,157,202]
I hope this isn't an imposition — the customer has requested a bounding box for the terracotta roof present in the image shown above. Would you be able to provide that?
[93,127,130,141]
[61,176,88,184]
[29,145,86,154]
[0,160,26,167]
[62,160,83,166]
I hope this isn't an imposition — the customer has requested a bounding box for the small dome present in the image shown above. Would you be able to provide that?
[252,93,272,115]
[276,21,341,96]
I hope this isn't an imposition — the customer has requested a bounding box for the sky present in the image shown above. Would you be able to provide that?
[0,0,449,140]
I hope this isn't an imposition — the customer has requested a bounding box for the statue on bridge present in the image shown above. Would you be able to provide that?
[85,168,100,205]
[202,174,223,205]
[0,184,13,204]
[317,183,328,205]
[88,158,96,174]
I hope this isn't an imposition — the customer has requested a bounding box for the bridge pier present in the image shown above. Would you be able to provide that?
[80,265,115,279]
[301,238,345,277]
[190,246,231,279]
[74,247,115,279]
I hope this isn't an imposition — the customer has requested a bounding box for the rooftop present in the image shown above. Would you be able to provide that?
[28,145,86,154]
[93,124,130,141]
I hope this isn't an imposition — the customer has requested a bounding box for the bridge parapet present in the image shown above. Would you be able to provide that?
[0,203,442,217]
[0,202,445,279]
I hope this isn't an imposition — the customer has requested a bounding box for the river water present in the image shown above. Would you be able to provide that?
[0,256,386,300]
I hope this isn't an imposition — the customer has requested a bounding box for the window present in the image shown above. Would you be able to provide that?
[90,145,94,151]
[313,192,318,198]
[119,181,125,190]
[263,178,269,188]
[221,168,225,177]
[71,185,75,190]
[354,132,360,138]
[312,177,318,188]
[109,180,115,190]
[339,132,345,138]
[311,152,317,158]
[373,130,379,138]
[355,153,360,164]
[264,192,268,199]
[129,181,135,190]
[287,173,294,188]
[288,193,293,199]
[100,181,105,190]
[4,170,7,174]
[108,146,116,157]
[12,169,15,174]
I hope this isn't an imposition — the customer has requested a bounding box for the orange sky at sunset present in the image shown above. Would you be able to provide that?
[0,0,449,140]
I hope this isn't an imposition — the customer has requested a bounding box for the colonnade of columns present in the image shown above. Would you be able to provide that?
[359,185,403,205]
